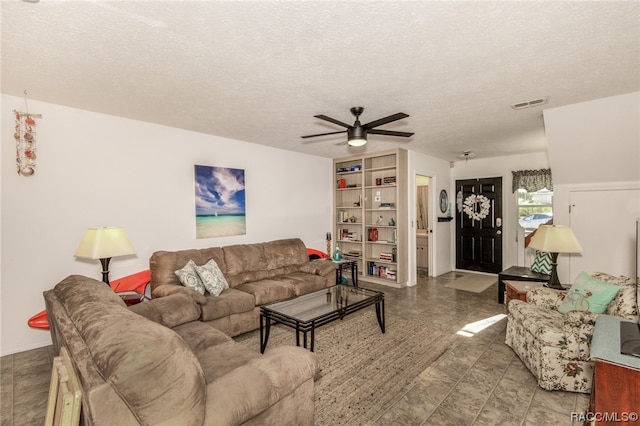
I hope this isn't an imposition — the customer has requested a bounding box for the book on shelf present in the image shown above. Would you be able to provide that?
[379,252,393,261]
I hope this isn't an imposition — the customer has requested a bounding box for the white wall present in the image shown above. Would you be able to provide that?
[544,91,640,185]
[544,92,640,283]
[1,95,333,356]
[450,152,551,271]
[408,151,453,284]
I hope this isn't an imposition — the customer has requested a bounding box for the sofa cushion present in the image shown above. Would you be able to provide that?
[175,259,206,294]
[196,340,261,383]
[509,299,566,346]
[129,293,201,327]
[196,258,229,296]
[588,272,639,320]
[236,278,297,306]
[224,243,267,278]
[172,321,233,353]
[151,284,208,305]
[262,238,309,268]
[200,288,256,321]
[285,272,330,295]
[558,271,620,314]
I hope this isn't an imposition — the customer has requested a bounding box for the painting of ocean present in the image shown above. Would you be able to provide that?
[196,214,246,238]
[194,165,246,238]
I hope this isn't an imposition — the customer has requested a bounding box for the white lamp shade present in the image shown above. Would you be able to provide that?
[528,225,583,254]
[74,227,136,259]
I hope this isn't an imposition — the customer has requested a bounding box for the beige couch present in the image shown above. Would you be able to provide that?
[45,275,320,426]
[149,238,337,337]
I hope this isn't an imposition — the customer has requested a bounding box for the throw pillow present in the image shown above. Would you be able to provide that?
[558,271,621,314]
[195,259,229,296]
[174,260,205,295]
[530,251,552,275]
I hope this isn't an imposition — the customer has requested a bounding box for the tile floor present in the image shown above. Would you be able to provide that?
[1,272,590,425]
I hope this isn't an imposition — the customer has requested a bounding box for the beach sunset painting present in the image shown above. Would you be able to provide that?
[194,165,246,238]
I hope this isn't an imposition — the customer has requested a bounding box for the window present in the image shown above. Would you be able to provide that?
[517,188,553,235]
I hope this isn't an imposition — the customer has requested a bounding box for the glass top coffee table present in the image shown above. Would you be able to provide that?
[259,285,385,353]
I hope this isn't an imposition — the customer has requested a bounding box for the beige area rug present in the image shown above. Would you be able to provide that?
[444,273,497,293]
[235,310,456,425]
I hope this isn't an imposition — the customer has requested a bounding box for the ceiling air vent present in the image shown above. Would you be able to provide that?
[511,97,549,110]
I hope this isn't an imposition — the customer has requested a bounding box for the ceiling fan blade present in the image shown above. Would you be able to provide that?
[367,129,414,137]
[314,115,352,128]
[300,130,347,139]
[363,112,409,129]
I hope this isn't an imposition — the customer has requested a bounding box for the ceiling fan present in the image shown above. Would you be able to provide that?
[301,107,414,146]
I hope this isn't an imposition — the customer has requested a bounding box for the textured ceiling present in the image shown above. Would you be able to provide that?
[2,1,639,161]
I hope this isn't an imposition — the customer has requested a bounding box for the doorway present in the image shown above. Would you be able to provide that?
[455,177,503,273]
[416,174,431,279]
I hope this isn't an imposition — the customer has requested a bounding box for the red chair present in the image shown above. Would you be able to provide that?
[109,269,151,294]
[28,270,151,330]
[306,248,329,260]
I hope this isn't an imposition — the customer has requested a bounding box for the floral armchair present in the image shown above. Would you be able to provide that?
[505,271,639,393]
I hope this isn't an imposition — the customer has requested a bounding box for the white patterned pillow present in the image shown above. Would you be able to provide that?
[531,251,552,275]
[174,260,205,295]
[195,259,229,296]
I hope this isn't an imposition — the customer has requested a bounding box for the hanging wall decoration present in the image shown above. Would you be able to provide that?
[194,165,246,238]
[463,194,491,221]
[13,91,42,177]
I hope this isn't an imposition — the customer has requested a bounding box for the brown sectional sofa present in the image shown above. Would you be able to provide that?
[149,238,338,337]
[45,275,320,425]
[44,238,337,425]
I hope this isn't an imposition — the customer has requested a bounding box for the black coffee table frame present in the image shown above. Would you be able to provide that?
[259,285,384,353]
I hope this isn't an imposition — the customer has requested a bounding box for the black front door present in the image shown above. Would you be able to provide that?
[455,177,503,273]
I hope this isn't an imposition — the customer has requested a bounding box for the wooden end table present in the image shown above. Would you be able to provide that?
[498,265,549,304]
[504,280,544,313]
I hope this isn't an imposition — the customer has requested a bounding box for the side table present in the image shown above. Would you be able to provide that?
[504,280,544,314]
[497,265,549,304]
[589,315,640,425]
[117,291,145,306]
[334,259,358,287]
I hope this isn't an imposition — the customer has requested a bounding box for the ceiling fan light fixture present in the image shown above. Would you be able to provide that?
[347,127,367,146]
[458,150,476,161]
[347,138,367,147]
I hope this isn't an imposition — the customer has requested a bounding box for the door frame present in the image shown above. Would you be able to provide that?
[410,169,437,286]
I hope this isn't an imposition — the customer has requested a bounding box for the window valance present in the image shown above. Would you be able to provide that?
[512,169,553,193]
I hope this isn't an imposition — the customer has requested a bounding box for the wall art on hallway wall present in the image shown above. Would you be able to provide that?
[194,165,246,238]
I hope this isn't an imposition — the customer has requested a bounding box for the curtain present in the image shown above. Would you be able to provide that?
[417,186,428,229]
[512,169,553,193]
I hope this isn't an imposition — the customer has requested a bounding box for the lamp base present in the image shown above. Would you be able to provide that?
[544,253,564,290]
[99,257,112,286]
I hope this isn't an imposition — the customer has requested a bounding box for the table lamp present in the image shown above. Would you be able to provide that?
[528,225,583,289]
[74,227,136,285]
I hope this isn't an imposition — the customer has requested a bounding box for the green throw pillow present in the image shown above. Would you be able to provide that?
[558,271,620,314]
[530,251,552,275]
[174,260,205,295]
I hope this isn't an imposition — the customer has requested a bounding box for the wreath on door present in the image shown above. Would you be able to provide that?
[463,194,491,221]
